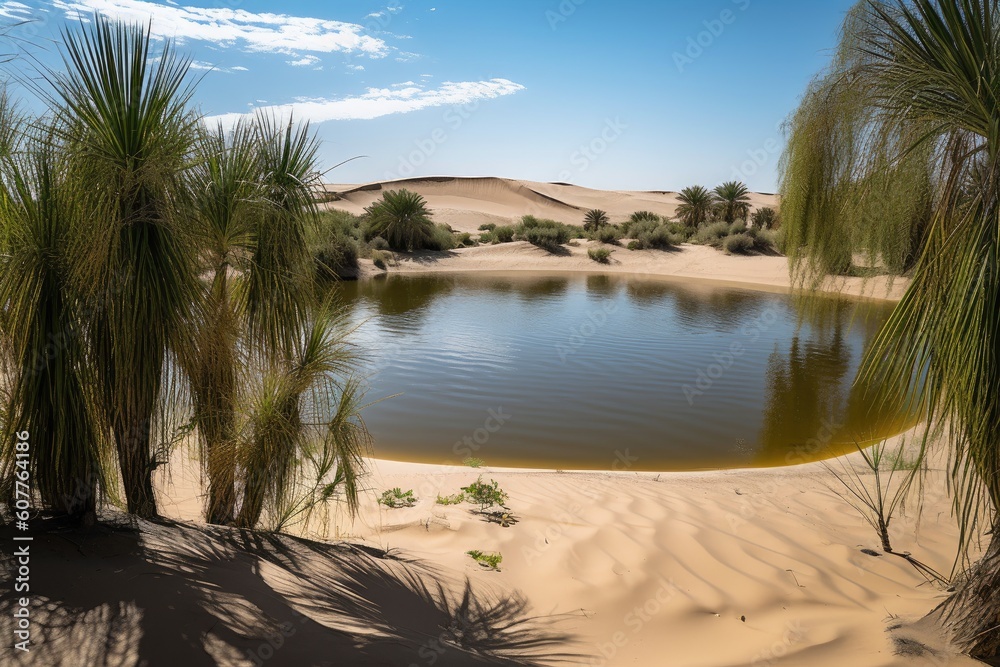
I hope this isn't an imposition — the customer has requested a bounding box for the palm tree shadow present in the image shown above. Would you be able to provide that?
[0,516,584,666]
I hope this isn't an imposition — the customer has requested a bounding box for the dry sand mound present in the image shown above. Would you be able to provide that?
[322,177,779,233]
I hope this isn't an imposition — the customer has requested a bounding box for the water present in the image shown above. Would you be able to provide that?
[335,272,905,471]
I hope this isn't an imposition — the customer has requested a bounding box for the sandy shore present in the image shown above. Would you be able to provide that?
[2,178,974,667]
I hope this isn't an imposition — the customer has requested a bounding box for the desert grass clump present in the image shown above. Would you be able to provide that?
[588,247,613,264]
[436,492,465,505]
[311,210,362,280]
[723,233,755,255]
[371,249,392,270]
[454,231,476,247]
[478,223,497,232]
[463,456,486,468]
[378,487,417,508]
[589,226,623,245]
[626,219,681,250]
[493,225,516,243]
[466,550,503,571]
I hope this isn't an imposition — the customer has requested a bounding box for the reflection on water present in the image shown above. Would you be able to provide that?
[334,272,905,471]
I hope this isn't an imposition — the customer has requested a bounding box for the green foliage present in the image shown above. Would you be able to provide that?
[477,231,496,244]
[676,185,714,228]
[780,8,1000,648]
[466,550,503,571]
[436,492,466,505]
[426,223,458,251]
[493,225,516,243]
[461,476,509,512]
[367,236,390,252]
[693,221,732,246]
[311,210,361,280]
[626,219,680,250]
[588,247,613,264]
[751,206,779,230]
[454,231,475,247]
[723,233,755,255]
[378,487,417,508]
[713,181,752,224]
[463,457,485,468]
[519,219,571,252]
[371,249,392,270]
[478,223,497,232]
[583,209,610,231]
[363,189,436,251]
[589,226,623,245]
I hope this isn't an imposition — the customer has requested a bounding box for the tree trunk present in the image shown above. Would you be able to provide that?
[929,527,1000,659]
[114,416,158,520]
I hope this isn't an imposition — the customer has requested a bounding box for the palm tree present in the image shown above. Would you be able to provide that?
[750,206,780,230]
[713,181,752,224]
[583,209,610,231]
[364,189,435,251]
[48,16,200,519]
[780,0,1000,657]
[675,185,714,228]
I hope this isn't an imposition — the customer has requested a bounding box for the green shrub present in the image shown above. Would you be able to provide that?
[436,492,465,505]
[751,206,780,230]
[425,223,458,251]
[523,226,569,252]
[463,457,486,468]
[588,247,613,264]
[626,219,678,250]
[590,226,622,245]
[309,210,362,280]
[371,249,392,270]
[454,232,475,247]
[466,550,503,571]
[478,231,496,244]
[378,487,417,508]
[367,236,390,252]
[461,477,509,512]
[478,223,497,232]
[693,221,732,247]
[494,225,516,243]
[724,233,755,255]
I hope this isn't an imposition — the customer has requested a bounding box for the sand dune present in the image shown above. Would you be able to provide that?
[322,177,779,233]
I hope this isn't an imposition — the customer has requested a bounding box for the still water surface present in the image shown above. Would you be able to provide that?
[337,272,904,471]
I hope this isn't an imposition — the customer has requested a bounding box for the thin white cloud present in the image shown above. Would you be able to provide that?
[52,0,388,56]
[288,55,320,67]
[0,1,32,19]
[207,78,526,127]
[347,64,365,71]
[232,65,249,72]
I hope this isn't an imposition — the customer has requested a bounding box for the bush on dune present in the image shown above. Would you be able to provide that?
[516,215,578,252]
[363,189,438,251]
[625,219,682,250]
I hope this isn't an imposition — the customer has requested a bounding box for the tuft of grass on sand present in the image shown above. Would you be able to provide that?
[463,457,486,468]
[467,550,503,571]
[378,488,417,508]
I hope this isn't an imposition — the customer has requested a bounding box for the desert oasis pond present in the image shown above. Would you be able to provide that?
[336,272,908,471]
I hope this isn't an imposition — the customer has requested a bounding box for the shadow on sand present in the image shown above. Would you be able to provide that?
[0,516,584,666]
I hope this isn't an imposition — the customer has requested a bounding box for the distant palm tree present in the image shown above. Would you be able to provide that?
[364,189,435,251]
[583,209,610,231]
[781,0,1000,657]
[713,181,752,224]
[49,16,200,519]
[750,206,779,230]
[675,186,714,228]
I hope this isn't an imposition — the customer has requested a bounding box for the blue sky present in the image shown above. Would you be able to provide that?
[3,0,857,191]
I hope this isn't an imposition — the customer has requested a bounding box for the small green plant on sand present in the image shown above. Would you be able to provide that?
[436,492,465,505]
[461,476,509,513]
[378,487,417,508]
[463,457,485,468]
[588,247,613,264]
[467,550,503,571]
